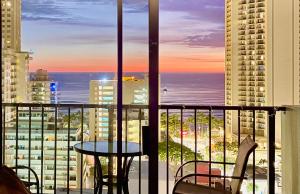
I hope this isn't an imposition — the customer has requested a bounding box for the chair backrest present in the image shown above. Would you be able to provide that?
[230,136,258,194]
[0,165,31,194]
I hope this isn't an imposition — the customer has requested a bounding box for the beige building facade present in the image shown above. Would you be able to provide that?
[225,0,300,138]
[1,0,21,51]
[29,69,58,104]
[1,0,30,104]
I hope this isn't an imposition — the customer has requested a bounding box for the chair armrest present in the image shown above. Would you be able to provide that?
[11,166,39,186]
[175,160,235,178]
[173,173,247,194]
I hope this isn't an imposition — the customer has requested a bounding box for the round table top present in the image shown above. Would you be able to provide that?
[74,141,142,157]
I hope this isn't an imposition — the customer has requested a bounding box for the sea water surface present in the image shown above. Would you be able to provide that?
[48,73,225,105]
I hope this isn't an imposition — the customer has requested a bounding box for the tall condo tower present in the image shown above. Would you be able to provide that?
[225,0,300,139]
[1,0,21,51]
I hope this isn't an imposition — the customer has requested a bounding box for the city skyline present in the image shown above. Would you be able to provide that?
[22,0,225,73]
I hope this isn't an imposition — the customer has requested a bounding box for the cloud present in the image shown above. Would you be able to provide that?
[22,0,72,25]
[160,0,224,24]
[123,0,148,13]
[160,29,224,48]
[57,34,115,45]
[52,33,147,45]
[176,57,224,63]
[22,0,224,27]
[22,0,114,26]
[183,30,224,48]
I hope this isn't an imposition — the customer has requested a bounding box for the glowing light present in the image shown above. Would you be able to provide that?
[50,82,57,92]
[6,1,12,7]
[100,78,108,82]
[181,131,188,136]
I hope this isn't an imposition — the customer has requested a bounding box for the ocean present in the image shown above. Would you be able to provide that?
[48,72,225,105]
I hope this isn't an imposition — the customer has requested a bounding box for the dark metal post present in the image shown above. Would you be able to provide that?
[80,107,84,194]
[16,106,19,173]
[138,108,142,194]
[252,110,256,194]
[117,0,123,193]
[108,107,114,194]
[208,109,212,187]
[149,0,159,193]
[54,107,58,194]
[41,107,45,194]
[180,109,183,176]
[2,107,5,165]
[268,109,276,194]
[194,109,197,184]
[28,107,32,184]
[0,0,3,166]
[67,107,71,194]
[223,110,226,189]
[166,110,169,193]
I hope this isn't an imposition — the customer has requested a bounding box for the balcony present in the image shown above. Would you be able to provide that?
[2,103,297,194]
[2,0,300,193]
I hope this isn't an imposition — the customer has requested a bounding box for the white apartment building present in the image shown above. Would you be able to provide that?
[4,110,79,193]
[85,75,148,188]
[225,0,300,138]
[89,75,148,140]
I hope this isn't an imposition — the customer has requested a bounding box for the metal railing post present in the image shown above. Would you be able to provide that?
[117,0,123,193]
[268,109,276,194]
[108,107,114,194]
[0,1,3,166]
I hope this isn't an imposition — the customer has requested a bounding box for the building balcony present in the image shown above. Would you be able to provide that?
[1,103,297,194]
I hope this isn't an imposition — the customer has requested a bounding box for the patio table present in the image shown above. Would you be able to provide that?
[74,141,141,194]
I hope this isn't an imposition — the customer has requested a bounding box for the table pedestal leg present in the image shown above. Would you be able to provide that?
[107,156,114,194]
[94,156,135,194]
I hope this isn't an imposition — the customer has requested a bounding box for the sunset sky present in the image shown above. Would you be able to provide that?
[22,0,225,73]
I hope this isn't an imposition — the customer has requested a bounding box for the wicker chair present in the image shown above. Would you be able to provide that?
[173,135,258,194]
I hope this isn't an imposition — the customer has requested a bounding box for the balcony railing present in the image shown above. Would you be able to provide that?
[1,103,286,194]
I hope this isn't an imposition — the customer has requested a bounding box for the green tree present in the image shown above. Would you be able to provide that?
[186,112,223,131]
[246,183,259,193]
[62,111,87,128]
[214,141,238,154]
[158,139,203,165]
[160,112,189,137]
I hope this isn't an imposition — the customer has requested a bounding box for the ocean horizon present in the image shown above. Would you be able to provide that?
[47,72,225,105]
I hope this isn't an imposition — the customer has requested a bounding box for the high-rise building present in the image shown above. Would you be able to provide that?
[29,69,58,104]
[1,0,30,104]
[89,75,148,140]
[1,48,29,104]
[1,0,21,51]
[2,48,15,103]
[225,0,300,138]
[85,75,148,188]
[4,110,79,193]
[15,51,30,102]
[89,79,117,140]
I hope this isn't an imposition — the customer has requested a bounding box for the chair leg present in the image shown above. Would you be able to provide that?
[122,182,129,194]
[98,184,103,194]
[36,183,39,194]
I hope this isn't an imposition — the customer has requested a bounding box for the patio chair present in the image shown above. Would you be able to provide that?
[173,135,257,194]
[11,165,40,194]
[0,165,39,194]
